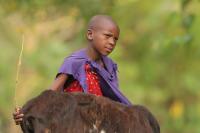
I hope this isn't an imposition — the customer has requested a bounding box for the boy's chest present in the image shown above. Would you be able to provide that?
[94,59,107,71]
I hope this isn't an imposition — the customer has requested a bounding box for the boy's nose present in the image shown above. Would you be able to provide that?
[108,37,115,46]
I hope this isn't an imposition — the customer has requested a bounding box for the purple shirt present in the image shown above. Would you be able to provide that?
[57,49,132,105]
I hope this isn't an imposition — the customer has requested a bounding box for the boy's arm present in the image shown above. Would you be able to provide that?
[50,73,68,91]
[13,74,68,125]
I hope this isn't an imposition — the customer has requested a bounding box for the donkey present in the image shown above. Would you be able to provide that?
[20,90,160,133]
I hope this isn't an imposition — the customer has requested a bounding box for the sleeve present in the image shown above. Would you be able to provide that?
[56,57,74,78]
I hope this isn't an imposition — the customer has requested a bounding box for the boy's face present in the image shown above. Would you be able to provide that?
[88,21,120,56]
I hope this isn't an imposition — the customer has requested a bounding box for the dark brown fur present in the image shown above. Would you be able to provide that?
[20,90,160,133]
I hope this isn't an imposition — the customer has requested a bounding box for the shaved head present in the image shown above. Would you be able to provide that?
[86,15,120,57]
[87,15,119,32]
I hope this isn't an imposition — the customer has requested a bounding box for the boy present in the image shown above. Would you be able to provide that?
[13,15,132,125]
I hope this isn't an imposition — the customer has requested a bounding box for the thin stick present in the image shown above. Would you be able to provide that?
[14,34,24,107]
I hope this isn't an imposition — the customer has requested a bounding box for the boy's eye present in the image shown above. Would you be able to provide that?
[104,34,112,38]
[103,33,118,42]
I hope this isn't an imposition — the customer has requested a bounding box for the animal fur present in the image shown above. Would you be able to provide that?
[20,90,160,133]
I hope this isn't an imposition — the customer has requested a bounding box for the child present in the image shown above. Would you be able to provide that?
[13,15,132,125]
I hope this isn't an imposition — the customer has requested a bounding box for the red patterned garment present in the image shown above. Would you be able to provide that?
[64,64,103,96]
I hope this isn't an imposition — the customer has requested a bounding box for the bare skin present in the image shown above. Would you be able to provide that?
[13,14,120,125]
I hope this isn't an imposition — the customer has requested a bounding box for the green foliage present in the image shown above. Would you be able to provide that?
[0,0,200,132]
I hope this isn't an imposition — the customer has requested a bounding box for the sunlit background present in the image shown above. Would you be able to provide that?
[0,0,200,133]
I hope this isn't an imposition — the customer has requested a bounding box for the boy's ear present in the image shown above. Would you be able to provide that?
[87,29,93,40]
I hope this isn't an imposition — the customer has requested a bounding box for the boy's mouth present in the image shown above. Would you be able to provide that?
[105,47,113,53]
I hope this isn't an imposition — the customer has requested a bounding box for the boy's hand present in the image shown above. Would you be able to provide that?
[13,107,24,125]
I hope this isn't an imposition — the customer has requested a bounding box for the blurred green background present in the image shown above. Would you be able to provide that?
[0,0,200,132]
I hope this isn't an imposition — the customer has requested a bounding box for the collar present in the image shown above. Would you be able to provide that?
[77,48,114,74]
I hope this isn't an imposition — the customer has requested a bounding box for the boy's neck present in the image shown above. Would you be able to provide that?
[86,46,101,62]
[86,46,106,69]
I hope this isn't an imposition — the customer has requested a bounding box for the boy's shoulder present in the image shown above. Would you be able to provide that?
[104,56,116,64]
[63,49,87,62]
[59,49,87,75]
[102,55,117,66]
[62,49,118,70]
[65,49,116,64]
[102,56,118,72]
[68,49,87,58]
